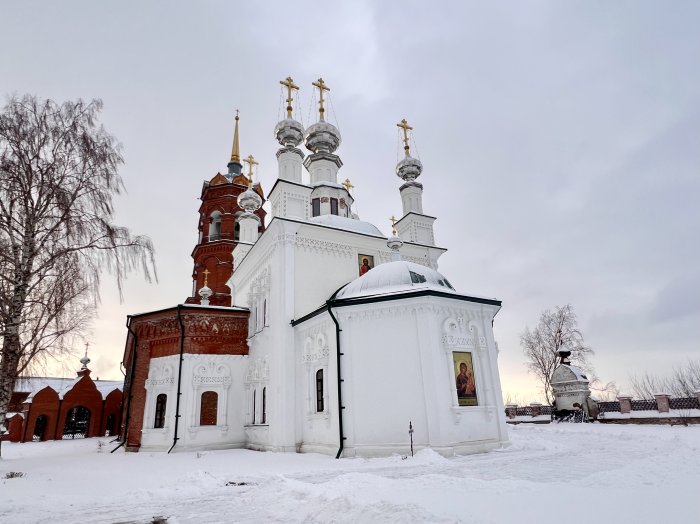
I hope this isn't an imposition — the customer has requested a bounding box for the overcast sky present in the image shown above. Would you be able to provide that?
[2,1,698,401]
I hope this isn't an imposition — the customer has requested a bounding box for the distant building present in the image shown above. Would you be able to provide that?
[2,353,122,443]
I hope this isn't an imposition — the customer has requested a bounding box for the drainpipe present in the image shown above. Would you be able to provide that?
[21,401,32,443]
[327,300,345,459]
[112,315,137,453]
[168,305,186,453]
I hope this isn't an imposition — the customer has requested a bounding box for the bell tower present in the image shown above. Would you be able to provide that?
[185,113,266,306]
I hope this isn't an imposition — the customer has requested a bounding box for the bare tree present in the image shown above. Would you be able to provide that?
[629,359,700,399]
[0,95,155,444]
[520,304,593,405]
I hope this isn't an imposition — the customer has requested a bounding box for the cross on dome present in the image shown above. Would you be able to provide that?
[243,154,258,185]
[80,342,91,370]
[280,76,299,118]
[342,178,354,192]
[312,78,330,121]
[397,118,413,157]
[202,268,210,287]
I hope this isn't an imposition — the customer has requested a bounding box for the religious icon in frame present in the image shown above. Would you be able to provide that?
[453,351,478,406]
[358,254,374,276]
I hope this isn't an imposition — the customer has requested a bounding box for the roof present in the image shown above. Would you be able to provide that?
[552,364,589,384]
[336,260,458,300]
[308,215,384,237]
[15,376,122,403]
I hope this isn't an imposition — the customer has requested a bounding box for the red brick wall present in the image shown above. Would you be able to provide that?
[22,387,60,442]
[59,374,105,439]
[121,306,249,450]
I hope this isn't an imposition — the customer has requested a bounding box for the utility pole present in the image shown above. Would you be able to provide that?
[409,421,414,457]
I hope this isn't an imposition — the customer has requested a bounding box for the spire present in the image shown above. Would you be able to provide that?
[227,110,243,177]
[387,218,404,262]
[312,78,330,121]
[395,117,423,183]
[80,342,91,370]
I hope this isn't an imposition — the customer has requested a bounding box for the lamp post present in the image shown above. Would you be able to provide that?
[409,421,414,457]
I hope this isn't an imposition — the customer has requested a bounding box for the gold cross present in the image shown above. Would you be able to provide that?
[397,118,413,157]
[203,269,210,287]
[390,215,398,235]
[312,77,330,121]
[280,76,299,118]
[342,178,354,192]
[243,154,258,185]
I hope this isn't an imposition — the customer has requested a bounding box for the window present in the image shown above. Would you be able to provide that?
[316,369,324,412]
[234,221,240,241]
[200,391,218,426]
[262,387,267,424]
[252,390,256,424]
[263,298,268,327]
[330,198,338,215]
[209,212,222,241]
[154,394,167,429]
[312,198,321,217]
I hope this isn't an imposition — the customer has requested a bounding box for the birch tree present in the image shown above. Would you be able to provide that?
[0,95,155,441]
[520,304,593,404]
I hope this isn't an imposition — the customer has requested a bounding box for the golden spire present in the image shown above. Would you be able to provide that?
[280,76,299,118]
[230,110,241,163]
[203,269,210,287]
[243,154,258,186]
[342,178,354,192]
[312,78,330,121]
[397,118,413,157]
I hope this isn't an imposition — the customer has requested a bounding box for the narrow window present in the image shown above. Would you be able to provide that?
[200,391,218,426]
[252,390,256,424]
[234,221,240,241]
[316,369,324,412]
[262,387,267,424]
[263,299,268,326]
[330,198,338,215]
[154,394,167,429]
[312,198,321,217]
[210,212,222,241]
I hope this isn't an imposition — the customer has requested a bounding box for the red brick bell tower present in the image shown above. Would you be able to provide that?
[185,113,266,306]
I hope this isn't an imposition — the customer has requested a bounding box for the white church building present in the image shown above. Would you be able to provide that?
[122,77,509,458]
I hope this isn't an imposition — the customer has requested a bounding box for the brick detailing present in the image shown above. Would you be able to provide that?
[121,306,249,450]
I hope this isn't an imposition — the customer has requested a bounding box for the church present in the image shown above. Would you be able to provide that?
[119,77,509,457]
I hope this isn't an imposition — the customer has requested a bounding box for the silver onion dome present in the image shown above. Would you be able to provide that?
[304,120,341,154]
[274,117,304,148]
[237,186,262,214]
[396,155,423,182]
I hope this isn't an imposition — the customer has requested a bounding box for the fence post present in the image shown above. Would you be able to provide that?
[617,396,632,414]
[654,394,670,414]
[530,403,542,417]
[505,404,517,419]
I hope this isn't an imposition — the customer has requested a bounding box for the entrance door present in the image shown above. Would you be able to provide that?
[63,406,91,439]
[32,415,48,441]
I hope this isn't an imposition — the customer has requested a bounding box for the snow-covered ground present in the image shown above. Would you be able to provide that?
[1,424,698,523]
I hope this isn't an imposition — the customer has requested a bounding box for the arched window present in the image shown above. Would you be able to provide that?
[234,221,241,241]
[330,198,338,215]
[33,415,48,442]
[154,394,167,429]
[200,391,218,426]
[209,211,222,241]
[316,369,324,412]
[262,387,267,424]
[252,389,256,424]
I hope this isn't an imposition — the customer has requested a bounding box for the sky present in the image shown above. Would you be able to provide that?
[1,1,698,402]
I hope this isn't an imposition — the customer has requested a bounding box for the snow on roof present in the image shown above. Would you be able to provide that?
[308,215,384,237]
[552,364,589,383]
[15,376,122,402]
[336,260,458,300]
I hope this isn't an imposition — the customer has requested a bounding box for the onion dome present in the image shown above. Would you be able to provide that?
[275,117,304,148]
[396,155,423,182]
[80,346,91,370]
[387,233,403,262]
[237,185,262,214]
[198,283,213,305]
[304,120,341,154]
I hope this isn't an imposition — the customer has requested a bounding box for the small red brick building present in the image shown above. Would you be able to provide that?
[2,358,123,443]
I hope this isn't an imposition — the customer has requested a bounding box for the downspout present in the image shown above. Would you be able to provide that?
[21,401,32,443]
[112,315,137,453]
[168,305,186,454]
[326,300,345,459]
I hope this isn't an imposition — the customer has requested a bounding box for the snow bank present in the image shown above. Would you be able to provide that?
[1,424,698,523]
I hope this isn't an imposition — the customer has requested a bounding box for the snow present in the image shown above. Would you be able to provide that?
[1,424,698,523]
[308,214,384,237]
[337,260,459,299]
